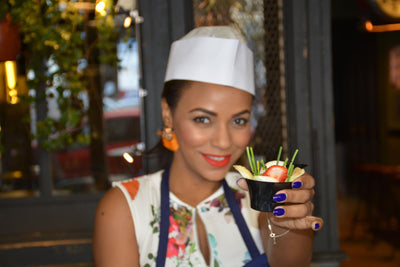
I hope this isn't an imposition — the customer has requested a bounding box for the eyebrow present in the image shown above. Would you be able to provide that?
[189,108,251,117]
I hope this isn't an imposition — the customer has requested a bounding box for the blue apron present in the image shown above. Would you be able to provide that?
[156,168,269,266]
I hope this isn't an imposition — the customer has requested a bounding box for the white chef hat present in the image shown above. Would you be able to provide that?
[164,26,255,95]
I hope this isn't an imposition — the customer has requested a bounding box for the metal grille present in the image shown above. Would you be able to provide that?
[252,0,287,160]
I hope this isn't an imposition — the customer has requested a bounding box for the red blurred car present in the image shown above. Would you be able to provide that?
[54,108,143,186]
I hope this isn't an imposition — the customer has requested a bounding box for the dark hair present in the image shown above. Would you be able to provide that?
[145,80,192,169]
[162,80,192,112]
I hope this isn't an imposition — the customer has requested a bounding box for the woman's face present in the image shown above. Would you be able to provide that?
[162,81,253,182]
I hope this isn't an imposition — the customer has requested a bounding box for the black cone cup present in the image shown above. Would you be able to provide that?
[246,179,292,212]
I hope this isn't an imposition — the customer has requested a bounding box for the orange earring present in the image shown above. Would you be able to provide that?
[158,127,179,151]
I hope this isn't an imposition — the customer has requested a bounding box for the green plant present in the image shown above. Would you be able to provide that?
[0,2,8,21]
[3,0,119,151]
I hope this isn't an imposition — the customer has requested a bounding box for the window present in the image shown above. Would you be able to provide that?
[0,9,143,198]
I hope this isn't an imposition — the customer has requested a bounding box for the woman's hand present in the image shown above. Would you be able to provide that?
[237,172,323,231]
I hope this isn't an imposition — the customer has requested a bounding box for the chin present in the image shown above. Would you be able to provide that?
[202,166,231,182]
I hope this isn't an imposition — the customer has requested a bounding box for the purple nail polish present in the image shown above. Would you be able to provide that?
[314,223,320,230]
[273,193,286,202]
[292,181,302,189]
[273,208,285,216]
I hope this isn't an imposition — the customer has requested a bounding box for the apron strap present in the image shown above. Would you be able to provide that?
[222,179,261,259]
[243,253,269,266]
[156,168,170,267]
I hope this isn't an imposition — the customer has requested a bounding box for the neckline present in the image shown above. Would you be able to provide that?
[169,185,224,209]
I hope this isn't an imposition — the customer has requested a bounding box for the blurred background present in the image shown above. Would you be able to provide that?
[0,0,399,266]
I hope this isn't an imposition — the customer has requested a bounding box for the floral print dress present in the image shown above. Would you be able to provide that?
[113,170,263,267]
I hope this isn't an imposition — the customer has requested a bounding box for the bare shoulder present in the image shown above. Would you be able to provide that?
[96,187,129,216]
[93,187,139,266]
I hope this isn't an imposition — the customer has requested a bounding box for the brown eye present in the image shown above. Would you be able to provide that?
[193,116,210,124]
[233,118,248,125]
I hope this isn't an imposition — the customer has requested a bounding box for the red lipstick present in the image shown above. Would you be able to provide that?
[202,154,231,167]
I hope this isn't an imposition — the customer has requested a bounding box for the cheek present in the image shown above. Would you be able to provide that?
[176,123,209,147]
[232,128,252,148]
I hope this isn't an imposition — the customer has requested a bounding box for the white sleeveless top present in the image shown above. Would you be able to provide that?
[113,170,262,267]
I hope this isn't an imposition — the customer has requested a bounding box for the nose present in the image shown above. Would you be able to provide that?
[211,122,232,150]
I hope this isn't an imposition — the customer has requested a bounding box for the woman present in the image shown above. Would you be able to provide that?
[93,26,323,267]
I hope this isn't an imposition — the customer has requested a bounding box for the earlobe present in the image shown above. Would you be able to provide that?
[160,98,179,151]
[161,98,173,127]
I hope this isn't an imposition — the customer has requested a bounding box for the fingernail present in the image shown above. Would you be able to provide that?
[236,178,245,185]
[314,223,320,230]
[273,208,285,216]
[273,193,287,202]
[292,181,302,189]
